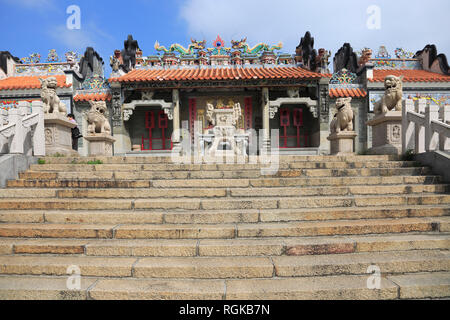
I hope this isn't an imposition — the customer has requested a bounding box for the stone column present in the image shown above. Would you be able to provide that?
[172,89,181,148]
[111,85,131,154]
[318,81,330,155]
[262,87,270,152]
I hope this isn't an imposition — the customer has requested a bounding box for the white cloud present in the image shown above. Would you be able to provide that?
[1,0,56,10]
[48,25,95,51]
[179,0,450,68]
[47,21,115,52]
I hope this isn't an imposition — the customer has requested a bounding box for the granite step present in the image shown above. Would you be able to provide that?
[271,250,450,277]
[1,233,448,257]
[37,154,398,165]
[2,184,447,199]
[1,205,447,225]
[8,175,442,189]
[1,272,448,300]
[0,250,448,279]
[18,167,433,180]
[387,272,450,299]
[29,161,419,172]
[0,194,448,211]
[0,218,441,240]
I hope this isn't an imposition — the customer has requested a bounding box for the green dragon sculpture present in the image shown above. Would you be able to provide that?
[154,39,206,55]
[231,38,283,54]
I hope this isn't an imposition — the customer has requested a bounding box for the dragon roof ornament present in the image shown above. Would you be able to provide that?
[134,35,288,68]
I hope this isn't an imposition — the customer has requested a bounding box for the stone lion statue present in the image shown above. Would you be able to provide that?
[87,100,111,135]
[39,77,67,114]
[330,97,354,133]
[374,75,404,115]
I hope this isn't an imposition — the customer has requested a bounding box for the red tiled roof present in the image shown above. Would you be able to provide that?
[73,93,112,102]
[0,75,71,90]
[370,70,450,82]
[329,88,367,98]
[110,67,331,83]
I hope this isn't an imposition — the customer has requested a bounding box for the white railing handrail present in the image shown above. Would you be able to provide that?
[0,101,45,156]
[402,98,449,154]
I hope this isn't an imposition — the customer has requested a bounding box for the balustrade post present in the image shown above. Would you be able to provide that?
[8,108,23,154]
[415,99,426,153]
[439,105,450,151]
[425,104,439,152]
[402,99,414,154]
[32,101,45,156]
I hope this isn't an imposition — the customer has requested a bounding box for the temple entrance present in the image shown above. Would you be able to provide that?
[271,105,318,148]
[141,109,172,151]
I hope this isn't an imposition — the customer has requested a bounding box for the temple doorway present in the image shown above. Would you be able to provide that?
[270,105,319,148]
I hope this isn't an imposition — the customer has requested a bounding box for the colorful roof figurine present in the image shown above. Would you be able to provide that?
[129,36,290,70]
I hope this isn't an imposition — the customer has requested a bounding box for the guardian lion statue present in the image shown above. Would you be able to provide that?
[373,75,404,115]
[39,77,67,114]
[87,100,111,135]
[330,97,354,133]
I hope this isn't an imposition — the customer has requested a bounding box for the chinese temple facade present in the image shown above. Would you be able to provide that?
[1,32,449,156]
[108,34,332,156]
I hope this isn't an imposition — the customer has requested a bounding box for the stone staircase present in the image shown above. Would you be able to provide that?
[0,154,449,300]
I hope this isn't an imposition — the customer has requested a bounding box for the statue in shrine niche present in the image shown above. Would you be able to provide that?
[373,75,404,115]
[203,100,247,156]
[330,97,354,133]
[87,100,111,135]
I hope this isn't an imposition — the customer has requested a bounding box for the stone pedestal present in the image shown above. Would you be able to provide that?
[44,114,78,156]
[327,131,357,155]
[366,111,402,155]
[84,134,116,156]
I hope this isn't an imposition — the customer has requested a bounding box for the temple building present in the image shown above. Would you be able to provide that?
[108,33,332,156]
[1,31,449,156]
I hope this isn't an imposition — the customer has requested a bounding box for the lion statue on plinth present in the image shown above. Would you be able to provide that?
[373,75,404,115]
[87,100,111,135]
[330,97,354,133]
[39,77,67,114]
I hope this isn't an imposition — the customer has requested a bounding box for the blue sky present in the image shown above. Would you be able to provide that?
[1,0,449,76]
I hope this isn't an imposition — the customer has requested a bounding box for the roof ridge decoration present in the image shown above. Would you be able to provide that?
[154,38,207,56]
[15,50,82,76]
[127,35,289,70]
[330,68,357,84]
[80,74,111,91]
[370,46,421,70]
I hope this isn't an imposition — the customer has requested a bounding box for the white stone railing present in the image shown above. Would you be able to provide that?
[0,101,45,156]
[402,99,450,154]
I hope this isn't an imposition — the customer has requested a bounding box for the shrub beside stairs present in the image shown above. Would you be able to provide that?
[0,155,449,300]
